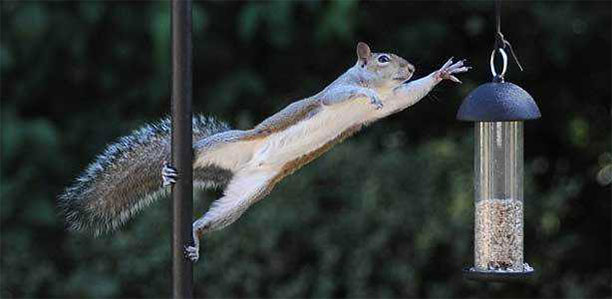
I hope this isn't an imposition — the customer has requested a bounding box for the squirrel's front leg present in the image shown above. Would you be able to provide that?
[319,86,383,110]
[377,58,470,119]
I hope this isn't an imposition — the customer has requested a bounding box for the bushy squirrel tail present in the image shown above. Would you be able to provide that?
[58,115,231,236]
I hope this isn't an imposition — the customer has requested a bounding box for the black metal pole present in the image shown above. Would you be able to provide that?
[171,0,193,298]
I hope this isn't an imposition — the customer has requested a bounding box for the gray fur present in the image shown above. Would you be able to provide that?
[58,114,231,235]
[194,165,233,189]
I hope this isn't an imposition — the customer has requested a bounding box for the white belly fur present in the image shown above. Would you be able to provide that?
[195,98,377,174]
[253,99,373,168]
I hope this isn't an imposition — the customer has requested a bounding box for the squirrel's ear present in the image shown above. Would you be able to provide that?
[356,42,371,63]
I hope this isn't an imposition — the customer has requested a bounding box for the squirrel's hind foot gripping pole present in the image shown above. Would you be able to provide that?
[162,162,179,187]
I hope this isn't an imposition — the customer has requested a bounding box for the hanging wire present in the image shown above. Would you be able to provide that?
[494,0,524,72]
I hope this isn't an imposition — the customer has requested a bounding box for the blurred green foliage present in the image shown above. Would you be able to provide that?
[1,1,610,298]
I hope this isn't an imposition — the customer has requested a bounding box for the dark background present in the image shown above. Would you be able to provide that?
[1,1,610,298]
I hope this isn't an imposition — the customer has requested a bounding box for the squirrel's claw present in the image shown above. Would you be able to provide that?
[448,75,462,84]
[441,57,454,70]
[162,162,178,187]
[184,245,199,262]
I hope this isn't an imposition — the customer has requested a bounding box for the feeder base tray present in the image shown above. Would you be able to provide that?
[462,265,534,282]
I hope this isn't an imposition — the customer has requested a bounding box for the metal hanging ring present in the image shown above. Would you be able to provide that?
[490,48,508,78]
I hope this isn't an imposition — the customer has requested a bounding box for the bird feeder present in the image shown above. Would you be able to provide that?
[458,48,540,282]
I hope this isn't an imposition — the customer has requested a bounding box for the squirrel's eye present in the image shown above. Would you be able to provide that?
[378,55,390,64]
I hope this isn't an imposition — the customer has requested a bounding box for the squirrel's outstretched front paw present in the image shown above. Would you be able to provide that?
[368,94,384,110]
[184,244,199,262]
[435,58,471,83]
[162,161,178,187]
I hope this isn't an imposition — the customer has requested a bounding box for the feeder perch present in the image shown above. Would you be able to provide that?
[458,48,540,282]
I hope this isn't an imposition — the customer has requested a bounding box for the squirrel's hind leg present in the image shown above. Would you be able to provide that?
[186,169,279,262]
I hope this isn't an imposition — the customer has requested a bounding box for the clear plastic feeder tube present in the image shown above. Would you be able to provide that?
[474,121,525,272]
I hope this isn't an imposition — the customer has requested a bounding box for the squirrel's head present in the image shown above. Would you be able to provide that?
[355,42,415,89]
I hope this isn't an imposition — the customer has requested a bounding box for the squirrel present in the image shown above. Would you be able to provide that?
[59,42,469,262]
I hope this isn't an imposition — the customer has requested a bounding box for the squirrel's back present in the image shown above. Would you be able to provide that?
[58,115,231,235]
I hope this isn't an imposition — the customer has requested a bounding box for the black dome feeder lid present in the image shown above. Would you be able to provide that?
[457,79,541,122]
